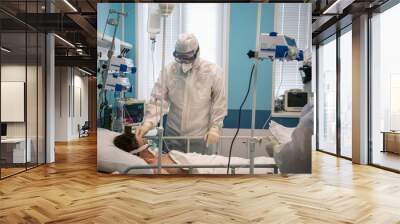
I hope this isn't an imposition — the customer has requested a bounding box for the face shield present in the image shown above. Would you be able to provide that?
[173,47,199,64]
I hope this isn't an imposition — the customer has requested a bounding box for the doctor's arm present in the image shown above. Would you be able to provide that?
[274,112,313,173]
[138,69,170,137]
[203,68,227,146]
[210,68,228,130]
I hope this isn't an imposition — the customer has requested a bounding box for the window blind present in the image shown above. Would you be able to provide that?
[273,3,312,99]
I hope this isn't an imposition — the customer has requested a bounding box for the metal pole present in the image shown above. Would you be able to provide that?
[218,139,222,155]
[157,14,168,174]
[124,163,277,174]
[249,3,263,175]
[159,15,167,130]
[100,10,123,127]
[162,135,255,140]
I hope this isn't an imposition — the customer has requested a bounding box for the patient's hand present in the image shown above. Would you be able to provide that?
[264,135,278,144]
[135,134,146,146]
[264,135,279,157]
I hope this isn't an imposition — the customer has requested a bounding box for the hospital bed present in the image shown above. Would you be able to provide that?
[97,128,279,175]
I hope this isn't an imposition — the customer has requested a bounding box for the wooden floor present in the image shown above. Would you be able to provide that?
[1,135,400,224]
[1,167,26,178]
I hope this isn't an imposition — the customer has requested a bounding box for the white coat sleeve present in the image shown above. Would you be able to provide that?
[144,68,170,127]
[274,109,313,173]
[210,67,227,130]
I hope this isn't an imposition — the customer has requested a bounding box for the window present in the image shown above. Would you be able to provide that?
[272,3,312,115]
[0,1,46,179]
[370,3,400,171]
[317,36,337,154]
[137,3,229,100]
[339,28,352,158]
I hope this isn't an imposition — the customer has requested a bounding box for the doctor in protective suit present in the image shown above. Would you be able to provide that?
[266,58,313,173]
[136,33,227,154]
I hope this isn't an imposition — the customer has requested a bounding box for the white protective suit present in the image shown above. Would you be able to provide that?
[144,34,227,154]
[269,57,313,174]
[274,102,313,173]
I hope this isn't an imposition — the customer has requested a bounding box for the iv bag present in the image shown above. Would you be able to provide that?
[147,5,161,40]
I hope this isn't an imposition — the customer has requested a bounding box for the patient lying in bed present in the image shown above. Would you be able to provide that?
[112,131,275,174]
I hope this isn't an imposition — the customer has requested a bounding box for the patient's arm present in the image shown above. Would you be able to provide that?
[139,148,187,174]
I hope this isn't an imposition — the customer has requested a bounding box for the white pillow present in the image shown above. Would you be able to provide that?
[269,121,295,144]
[97,128,153,174]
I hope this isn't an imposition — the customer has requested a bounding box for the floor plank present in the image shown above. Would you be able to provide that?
[0,134,399,223]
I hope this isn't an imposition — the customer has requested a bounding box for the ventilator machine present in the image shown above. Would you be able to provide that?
[97,9,138,132]
[247,32,304,61]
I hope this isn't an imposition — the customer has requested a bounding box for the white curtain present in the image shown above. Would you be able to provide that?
[137,3,227,100]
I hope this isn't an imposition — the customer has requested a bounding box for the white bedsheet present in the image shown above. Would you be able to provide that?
[269,121,295,144]
[168,150,275,174]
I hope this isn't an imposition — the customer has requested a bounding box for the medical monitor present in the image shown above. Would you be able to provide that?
[284,90,308,112]
[123,100,145,126]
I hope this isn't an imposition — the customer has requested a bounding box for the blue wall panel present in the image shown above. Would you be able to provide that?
[224,109,299,128]
[224,3,299,128]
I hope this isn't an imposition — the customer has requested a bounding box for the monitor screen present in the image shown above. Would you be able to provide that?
[285,36,296,47]
[1,123,7,137]
[124,103,144,124]
[287,92,308,107]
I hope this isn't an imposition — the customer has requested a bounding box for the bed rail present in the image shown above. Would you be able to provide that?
[123,163,278,174]
[124,135,278,175]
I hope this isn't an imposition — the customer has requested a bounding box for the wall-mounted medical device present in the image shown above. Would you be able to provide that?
[105,73,131,92]
[247,32,304,61]
[122,99,145,126]
[284,89,308,112]
[108,55,136,74]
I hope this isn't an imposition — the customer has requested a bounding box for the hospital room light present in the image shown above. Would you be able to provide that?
[1,47,11,53]
[54,34,75,48]
[78,67,93,76]
[322,0,354,15]
[63,0,78,12]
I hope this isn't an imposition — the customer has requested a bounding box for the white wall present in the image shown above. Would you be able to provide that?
[55,67,89,141]
[1,65,26,140]
[1,64,46,164]
[55,66,69,141]
[1,65,34,137]
[72,73,89,138]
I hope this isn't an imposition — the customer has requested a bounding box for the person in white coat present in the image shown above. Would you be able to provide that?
[266,59,313,173]
[136,33,227,154]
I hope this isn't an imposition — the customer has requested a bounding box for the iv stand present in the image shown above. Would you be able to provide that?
[249,3,263,175]
[99,9,127,128]
[156,10,171,174]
